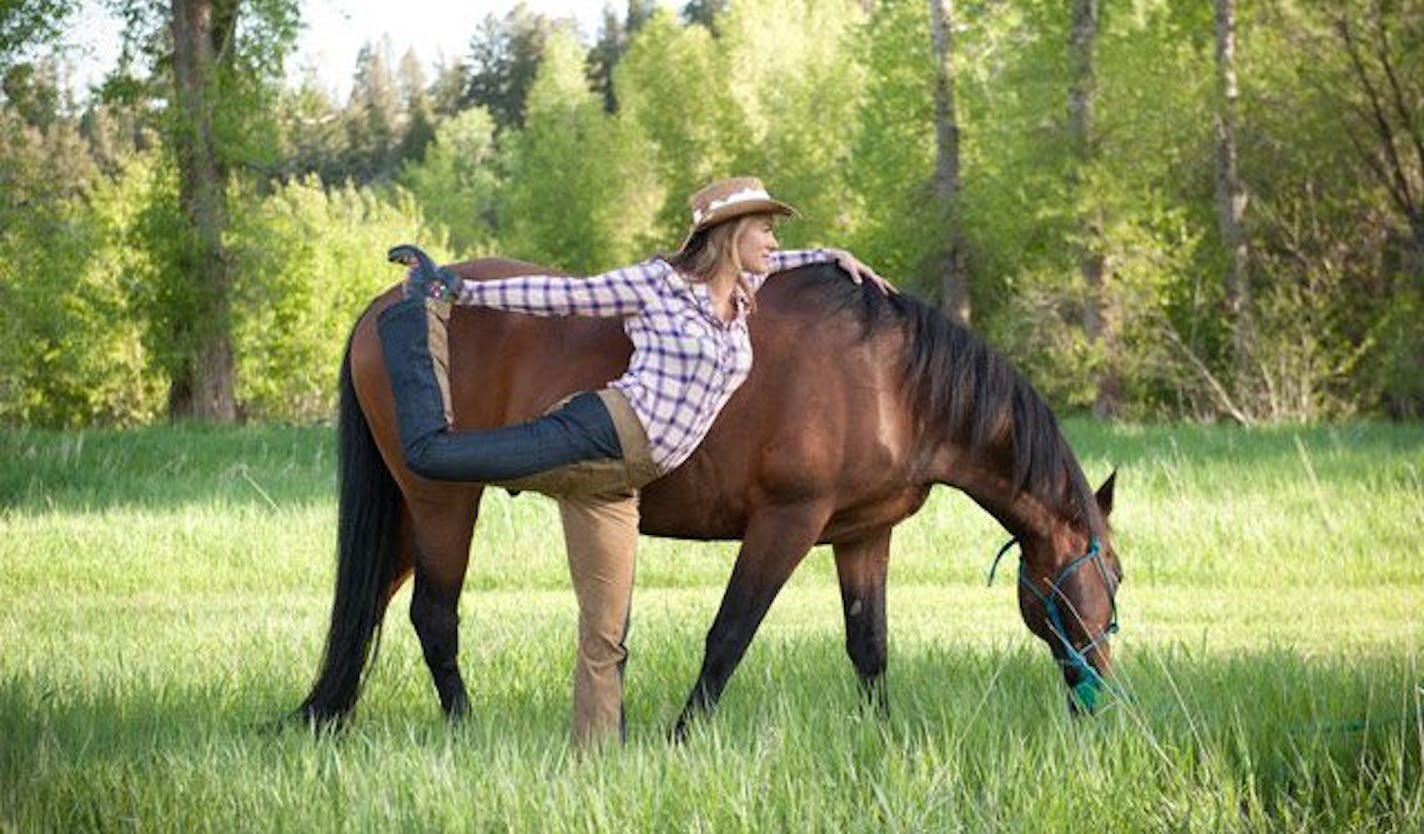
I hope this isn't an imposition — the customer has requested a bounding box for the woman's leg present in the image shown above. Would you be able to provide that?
[376,296,621,482]
[559,491,640,747]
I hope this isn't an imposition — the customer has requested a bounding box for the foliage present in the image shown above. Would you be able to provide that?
[398,108,503,258]
[0,0,72,73]
[1240,0,1424,418]
[717,0,867,249]
[342,39,402,184]
[3,0,1422,425]
[463,6,566,133]
[497,28,661,271]
[0,116,162,427]
[613,7,744,243]
[844,0,940,292]
[226,178,447,422]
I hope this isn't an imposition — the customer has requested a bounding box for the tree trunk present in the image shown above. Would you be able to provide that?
[170,0,236,421]
[1214,0,1252,365]
[929,0,970,325]
[1067,0,1117,418]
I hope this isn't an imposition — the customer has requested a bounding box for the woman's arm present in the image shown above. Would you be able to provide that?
[764,248,896,295]
[454,261,660,317]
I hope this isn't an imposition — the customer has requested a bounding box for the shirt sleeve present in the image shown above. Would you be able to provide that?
[454,260,659,317]
[747,248,834,292]
[765,248,833,273]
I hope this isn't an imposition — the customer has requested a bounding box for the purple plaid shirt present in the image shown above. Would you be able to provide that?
[454,249,834,473]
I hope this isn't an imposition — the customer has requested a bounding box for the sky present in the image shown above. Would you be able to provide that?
[291,0,621,98]
[62,0,650,102]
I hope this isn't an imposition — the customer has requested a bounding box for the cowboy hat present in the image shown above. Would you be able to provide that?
[678,176,798,250]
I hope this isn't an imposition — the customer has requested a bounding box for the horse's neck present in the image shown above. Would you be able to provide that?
[928,443,1083,544]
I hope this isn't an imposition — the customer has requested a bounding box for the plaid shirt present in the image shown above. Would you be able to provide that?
[455,249,834,473]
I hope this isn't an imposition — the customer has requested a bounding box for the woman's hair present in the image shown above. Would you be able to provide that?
[665,214,767,313]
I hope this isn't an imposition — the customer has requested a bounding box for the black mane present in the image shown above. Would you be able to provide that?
[776,264,1097,527]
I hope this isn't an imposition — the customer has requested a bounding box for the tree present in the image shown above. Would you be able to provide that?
[1327,4,1424,259]
[167,0,239,419]
[713,0,867,247]
[1067,0,1117,418]
[2,59,62,131]
[929,0,969,324]
[500,28,659,270]
[588,6,627,113]
[396,47,435,165]
[464,5,560,133]
[344,39,400,183]
[399,108,502,256]
[108,0,298,421]
[587,2,659,114]
[274,74,343,184]
[1248,0,1424,416]
[845,0,940,291]
[0,0,72,73]
[614,6,742,241]
[1214,0,1251,365]
[0,125,163,426]
[682,0,728,32]
[428,56,467,118]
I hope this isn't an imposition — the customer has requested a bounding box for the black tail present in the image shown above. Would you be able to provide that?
[297,332,402,725]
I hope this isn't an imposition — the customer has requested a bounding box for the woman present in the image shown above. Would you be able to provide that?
[379,176,890,746]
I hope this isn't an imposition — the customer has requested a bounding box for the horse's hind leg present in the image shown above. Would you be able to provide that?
[403,485,481,720]
[673,501,831,740]
[833,528,891,717]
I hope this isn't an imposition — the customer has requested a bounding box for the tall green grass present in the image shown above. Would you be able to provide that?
[1,422,1421,831]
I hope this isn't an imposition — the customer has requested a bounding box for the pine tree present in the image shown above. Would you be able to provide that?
[397,48,436,164]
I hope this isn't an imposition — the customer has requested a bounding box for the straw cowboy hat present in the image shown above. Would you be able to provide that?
[679,176,799,250]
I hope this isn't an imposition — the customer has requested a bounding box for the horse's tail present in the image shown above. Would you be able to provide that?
[297,330,401,725]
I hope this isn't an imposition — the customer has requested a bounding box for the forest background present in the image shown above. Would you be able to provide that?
[2,0,1421,429]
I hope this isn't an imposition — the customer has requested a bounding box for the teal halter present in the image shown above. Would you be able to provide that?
[988,536,1121,712]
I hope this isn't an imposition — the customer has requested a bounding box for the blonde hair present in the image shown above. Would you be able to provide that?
[666,214,768,314]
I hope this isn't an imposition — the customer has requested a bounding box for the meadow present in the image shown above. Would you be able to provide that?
[0,421,1420,832]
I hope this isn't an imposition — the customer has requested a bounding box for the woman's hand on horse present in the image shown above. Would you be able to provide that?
[828,249,896,295]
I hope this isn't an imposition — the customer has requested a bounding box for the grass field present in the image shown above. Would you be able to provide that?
[1,421,1421,832]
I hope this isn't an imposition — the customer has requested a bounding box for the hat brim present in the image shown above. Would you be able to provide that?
[678,199,799,252]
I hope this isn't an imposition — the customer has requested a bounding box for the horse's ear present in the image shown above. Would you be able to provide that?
[1095,470,1117,517]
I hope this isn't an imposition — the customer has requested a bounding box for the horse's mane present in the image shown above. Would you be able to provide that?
[777,264,1097,527]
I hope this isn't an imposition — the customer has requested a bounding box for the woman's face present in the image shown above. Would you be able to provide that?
[734,215,779,274]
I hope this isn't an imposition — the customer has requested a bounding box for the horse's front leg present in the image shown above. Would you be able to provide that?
[833,528,891,717]
[673,501,832,740]
[403,483,482,721]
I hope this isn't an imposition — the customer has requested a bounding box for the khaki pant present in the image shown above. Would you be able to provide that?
[418,303,654,746]
[497,388,659,500]
[560,490,640,748]
[493,387,658,748]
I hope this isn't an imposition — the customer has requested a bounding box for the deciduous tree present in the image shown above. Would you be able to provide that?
[929,0,969,324]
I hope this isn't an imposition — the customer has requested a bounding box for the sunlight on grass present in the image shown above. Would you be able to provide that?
[1,422,1421,831]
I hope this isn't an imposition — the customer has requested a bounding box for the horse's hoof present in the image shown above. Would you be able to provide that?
[289,705,349,734]
[444,695,470,724]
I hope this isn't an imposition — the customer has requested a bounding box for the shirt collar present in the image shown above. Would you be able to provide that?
[665,262,749,326]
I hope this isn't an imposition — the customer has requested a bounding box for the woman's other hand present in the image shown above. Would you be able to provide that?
[826,248,896,295]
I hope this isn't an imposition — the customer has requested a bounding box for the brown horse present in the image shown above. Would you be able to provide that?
[297,258,1122,734]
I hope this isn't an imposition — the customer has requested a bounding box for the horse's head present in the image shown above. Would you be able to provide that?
[1013,472,1122,714]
